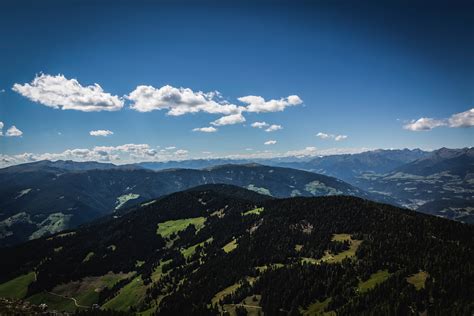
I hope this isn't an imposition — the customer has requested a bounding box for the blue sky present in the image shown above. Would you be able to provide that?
[0,0,473,165]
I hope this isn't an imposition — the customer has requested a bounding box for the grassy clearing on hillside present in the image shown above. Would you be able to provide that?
[27,291,78,312]
[246,184,272,196]
[156,217,206,239]
[29,272,134,310]
[115,193,140,210]
[212,282,241,306]
[406,271,429,290]
[358,270,391,293]
[332,233,352,242]
[223,295,263,316]
[212,277,257,307]
[82,252,94,263]
[30,212,72,240]
[243,207,264,216]
[101,276,147,311]
[300,297,333,316]
[0,272,36,299]
[301,234,362,265]
[255,263,285,273]
[181,238,213,258]
[222,239,238,253]
[151,260,172,283]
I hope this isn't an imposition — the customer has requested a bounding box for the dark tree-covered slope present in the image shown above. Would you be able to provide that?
[0,163,386,246]
[0,185,472,315]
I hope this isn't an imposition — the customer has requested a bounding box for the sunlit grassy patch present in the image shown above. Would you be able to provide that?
[156,217,206,238]
[115,193,140,210]
[181,238,213,258]
[28,272,133,311]
[243,207,264,216]
[358,270,391,293]
[27,292,78,312]
[223,239,238,253]
[151,260,172,283]
[82,252,94,263]
[102,276,147,311]
[406,271,429,290]
[255,263,285,273]
[299,297,334,316]
[0,272,36,299]
[301,234,362,265]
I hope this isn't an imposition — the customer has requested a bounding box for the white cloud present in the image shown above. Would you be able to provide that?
[284,146,318,157]
[403,117,447,131]
[0,121,3,136]
[127,85,240,116]
[89,129,114,137]
[211,112,246,126]
[264,140,277,145]
[334,135,348,141]
[12,74,124,112]
[404,108,474,131]
[238,95,302,113]
[0,143,192,168]
[175,149,188,156]
[265,124,282,132]
[316,132,331,139]
[251,121,269,128]
[316,132,348,141]
[165,146,176,150]
[192,126,217,133]
[0,145,376,168]
[448,108,474,128]
[6,126,23,137]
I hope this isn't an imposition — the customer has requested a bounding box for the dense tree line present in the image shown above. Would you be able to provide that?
[0,185,473,315]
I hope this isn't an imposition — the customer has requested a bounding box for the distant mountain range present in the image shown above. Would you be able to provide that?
[0,163,382,247]
[0,147,472,247]
[1,185,472,314]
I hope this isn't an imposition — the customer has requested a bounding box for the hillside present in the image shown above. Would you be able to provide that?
[275,149,430,183]
[356,148,474,223]
[0,185,472,315]
[0,163,382,247]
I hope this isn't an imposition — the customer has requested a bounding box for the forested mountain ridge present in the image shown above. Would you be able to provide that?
[355,147,474,223]
[0,163,386,247]
[0,185,472,315]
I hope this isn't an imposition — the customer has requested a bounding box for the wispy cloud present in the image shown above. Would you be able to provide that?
[404,108,474,131]
[90,129,114,137]
[12,74,124,112]
[264,140,277,145]
[316,132,348,141]
[251,121,269,129]
[265,124,282,132]
[192,126,217,133]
